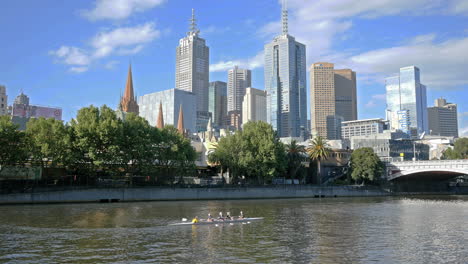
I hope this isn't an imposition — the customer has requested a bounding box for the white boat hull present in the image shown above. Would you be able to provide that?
[169,217,264,226]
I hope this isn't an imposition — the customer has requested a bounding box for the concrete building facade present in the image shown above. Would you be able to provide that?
[227,66,251,114]
[334,69,357,121]
[175,9,209,113]
[138,89,196,133]
[428,98,458,138]
[242,87,266,126]
[341,118,387,140]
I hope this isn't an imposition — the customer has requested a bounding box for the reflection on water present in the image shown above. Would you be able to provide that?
[0,196,467,263]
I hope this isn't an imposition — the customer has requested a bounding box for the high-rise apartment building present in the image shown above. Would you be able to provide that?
[334,69,357,121]
[264,3,307,138]
[310,63,358,139]
[138,89,196,133]
[428,98,458,137]
[228,66,251,114]
[242,88,266,126]
[208,81,227,128]
[175,9,209,113]
[0,85,7,116]
[385,66,428,138]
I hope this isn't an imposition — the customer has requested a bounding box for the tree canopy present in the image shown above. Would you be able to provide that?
[442,138,468,160]
[349,147,383,184]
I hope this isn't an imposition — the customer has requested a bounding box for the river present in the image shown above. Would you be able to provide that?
[0,196,467,263]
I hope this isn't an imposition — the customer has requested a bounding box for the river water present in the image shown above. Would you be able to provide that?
[0,196,467,263]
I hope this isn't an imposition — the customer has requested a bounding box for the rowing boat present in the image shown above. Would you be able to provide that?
[169,217,264,226]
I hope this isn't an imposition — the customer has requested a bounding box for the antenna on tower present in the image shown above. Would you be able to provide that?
[282,0,288,35]
[189,8,200,36]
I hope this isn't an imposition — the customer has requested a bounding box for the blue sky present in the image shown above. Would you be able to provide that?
[1,0,468,136]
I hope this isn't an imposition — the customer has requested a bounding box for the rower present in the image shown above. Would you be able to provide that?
[239,211,244,219]
[218,212,224,220]
[226,212,232,220]
[207,213,213,222]
[192,216,199,223]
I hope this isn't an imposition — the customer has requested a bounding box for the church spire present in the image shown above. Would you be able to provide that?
[177,104,185,135]
[120,63,139,115]
[282,0,288,35]
[156,102,164,129]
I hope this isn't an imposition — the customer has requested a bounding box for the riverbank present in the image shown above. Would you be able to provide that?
[0,186,392,205]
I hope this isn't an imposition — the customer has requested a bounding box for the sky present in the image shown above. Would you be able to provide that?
[1,0,468,136]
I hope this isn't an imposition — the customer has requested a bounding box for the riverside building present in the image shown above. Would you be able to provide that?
[264,2,307,138]
[385,66,428,138]
[341,118,388,140]
[242,87,267,126]
[428,98,458,138]
[208,81,227,129]
[228,66,251,116]
[0,85,7,116]
[138,89,196,133]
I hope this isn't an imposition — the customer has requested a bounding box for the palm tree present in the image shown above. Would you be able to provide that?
[307,136,331,185]
[285,140,306,180]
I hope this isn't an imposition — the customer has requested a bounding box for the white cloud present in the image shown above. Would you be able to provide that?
[81,0,166,21]
[460,127,468,137]
[210,52,264,72]
[49,46,91,66]
[50,23,160,73]
[104,60,120,69]
[365,94,386,108]
[69,67,89,73]
[349,36,468,88]
[91,23,159,58]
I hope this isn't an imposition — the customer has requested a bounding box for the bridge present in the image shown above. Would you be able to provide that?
[385,160,468,181]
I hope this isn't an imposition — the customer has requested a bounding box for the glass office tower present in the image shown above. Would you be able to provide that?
[264,4,307,138]
[385,66,428,137]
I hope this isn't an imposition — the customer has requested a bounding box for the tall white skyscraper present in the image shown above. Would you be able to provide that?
[175,9,209,112]
[385,66,428,137]
[242,87,266,126]
[228,66,251,113]
[264,2,307,138]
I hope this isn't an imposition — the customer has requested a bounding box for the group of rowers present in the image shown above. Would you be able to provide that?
[192,211,245,223]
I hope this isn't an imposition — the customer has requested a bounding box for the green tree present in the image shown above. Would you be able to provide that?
[285,140,306,179]
[442,138,468,160]
[69,105,123,178]
[0,116,27,168]
[307,136,331,185]
[26,117,71,168]
[349,147,383,184]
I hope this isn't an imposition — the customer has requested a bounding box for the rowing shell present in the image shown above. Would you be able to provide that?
[169,217,264,226]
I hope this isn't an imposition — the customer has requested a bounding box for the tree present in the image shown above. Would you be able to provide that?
[0,116,27,168]
[285,140,306,179]
[442,138,468,160]
[26,117,71,168]
[349,147,383,184]
[307,136,331,185]
[69,105,123,178]
[209,121,286,184]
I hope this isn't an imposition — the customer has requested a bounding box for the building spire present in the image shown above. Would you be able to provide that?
[156,101,164,129]
[120,63,139,114]
[282,0,288,35]
[188,8,200,36]
[177,104,185,135]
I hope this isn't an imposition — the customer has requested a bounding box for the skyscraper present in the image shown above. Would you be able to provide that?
[310,62,335,138]
[385,66,428,137]
[428,98,458,137]
[175,9,209,113]
[334,69,357,121]
[120,64,139,115]
[208,81,227,128]
[310,63,358,138]
[242,87,266,126]
[228,66,251,114]
[264,2,307,138]
[0,85,7,116]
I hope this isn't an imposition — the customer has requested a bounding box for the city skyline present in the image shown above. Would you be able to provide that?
[1,0,468,136]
